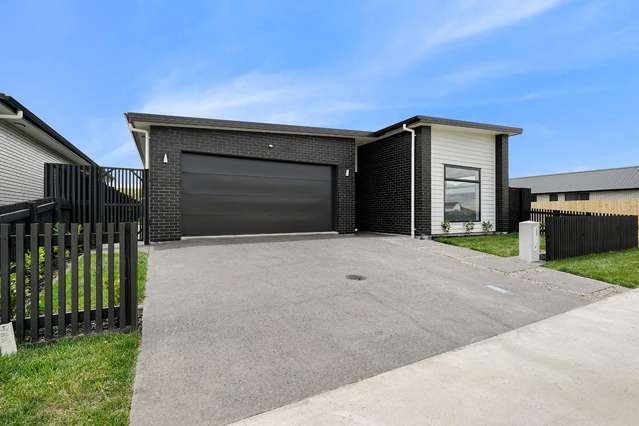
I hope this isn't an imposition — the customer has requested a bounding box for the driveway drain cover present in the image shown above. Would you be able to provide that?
[346,274,366,281]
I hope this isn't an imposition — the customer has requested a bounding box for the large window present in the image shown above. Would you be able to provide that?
[444,165,480,222]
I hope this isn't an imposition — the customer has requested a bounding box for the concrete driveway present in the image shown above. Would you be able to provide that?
[130,234,618,426]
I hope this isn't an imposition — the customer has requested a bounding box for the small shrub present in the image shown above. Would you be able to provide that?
[481,220,493,232]
[441,220,451,233]
[464,222,475,233]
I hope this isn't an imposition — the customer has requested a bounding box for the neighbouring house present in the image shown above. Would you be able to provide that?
[125,113,522,241]
[510,166,639,202]
[0,93,96,206]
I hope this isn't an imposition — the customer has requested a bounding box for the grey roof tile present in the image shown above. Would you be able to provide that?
[510,166,639,193]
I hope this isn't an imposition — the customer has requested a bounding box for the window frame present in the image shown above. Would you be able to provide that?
[565,192,590,201]
[549,193,559,202]
[443,164,481,223]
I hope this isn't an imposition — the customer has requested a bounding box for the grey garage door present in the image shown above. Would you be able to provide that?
[181,153,334,236]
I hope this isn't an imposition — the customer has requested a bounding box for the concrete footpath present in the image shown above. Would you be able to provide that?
[233,290,639,426]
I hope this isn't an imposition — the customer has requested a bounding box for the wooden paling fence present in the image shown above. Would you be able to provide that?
[0,222,138,343]
[530,208,599,231]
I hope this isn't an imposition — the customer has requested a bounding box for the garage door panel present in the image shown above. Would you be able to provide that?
[181,193,332,216]
[182,172,331,198]
[182,210,332,235]
[182,154,332,181]
[181,153,334,236]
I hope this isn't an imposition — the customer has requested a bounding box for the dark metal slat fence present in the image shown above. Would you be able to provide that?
[0,222,138,343]
[531,208,638,261]
[44,163,148,243]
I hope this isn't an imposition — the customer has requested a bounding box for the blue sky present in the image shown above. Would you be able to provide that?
[2,0,638,177]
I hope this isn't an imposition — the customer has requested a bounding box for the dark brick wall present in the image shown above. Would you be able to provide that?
[356,132,411,235]
[414,126,431,236]
[148,126,356,241]
[495,134,510,232]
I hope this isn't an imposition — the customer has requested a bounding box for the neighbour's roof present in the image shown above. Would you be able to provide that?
[510,166,639,194]
[0,93,96,165]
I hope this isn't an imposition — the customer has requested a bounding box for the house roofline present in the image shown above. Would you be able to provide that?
[374,115,523,137]
[125,112,523,162]
[125,112,374,138]
[0,93,97,166]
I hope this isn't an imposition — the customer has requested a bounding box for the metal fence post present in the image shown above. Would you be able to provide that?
[129,222,138,330]
[123,222,133,329]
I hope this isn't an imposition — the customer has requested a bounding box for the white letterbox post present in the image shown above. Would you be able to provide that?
[0,323,17,356]
[519,221,540,262]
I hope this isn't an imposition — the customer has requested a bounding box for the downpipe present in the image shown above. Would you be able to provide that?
[402,124,416,238]
[129,124,150,169]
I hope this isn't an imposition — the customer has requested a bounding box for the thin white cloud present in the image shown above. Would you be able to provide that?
[141,71,369,126]
[97,141,138,165]
[364,0,563,76]
[85,117,142,168]
[139,0,563,126]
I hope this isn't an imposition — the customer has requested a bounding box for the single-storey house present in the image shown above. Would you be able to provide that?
[510,166,639,202]
[0,93,96,206]
[125,113,522,241]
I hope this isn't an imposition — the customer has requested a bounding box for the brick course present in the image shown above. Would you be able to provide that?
[149,126,355,241]
[356,127,432,236]
[356,132,412,234]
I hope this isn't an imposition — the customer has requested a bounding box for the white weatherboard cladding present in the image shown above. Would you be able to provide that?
[431,128,495,235]
[0,121,70,205]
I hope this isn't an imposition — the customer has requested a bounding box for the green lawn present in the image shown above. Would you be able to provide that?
[434,234,639,289]
[0,332,140,425]
[545,248,639,289]
[39,252,147,313]
[434,233,546,257]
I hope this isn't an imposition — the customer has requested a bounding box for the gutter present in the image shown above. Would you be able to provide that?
[129,124,150,169]
[402,124,416,238]
[0,110,24,120]
[0,94,97,165]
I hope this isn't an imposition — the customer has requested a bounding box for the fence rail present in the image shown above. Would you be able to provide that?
[545,215,638,261]
[529,208,616,231]
[0,222,138,343]
[0,197,72,231]
[44,164,148,243]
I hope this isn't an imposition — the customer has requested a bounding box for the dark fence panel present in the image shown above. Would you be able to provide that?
[509,187,532,232]
[546,215,638,261]
[0,197,71,235]
[45,164,148,243]
[0,222,138,343]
